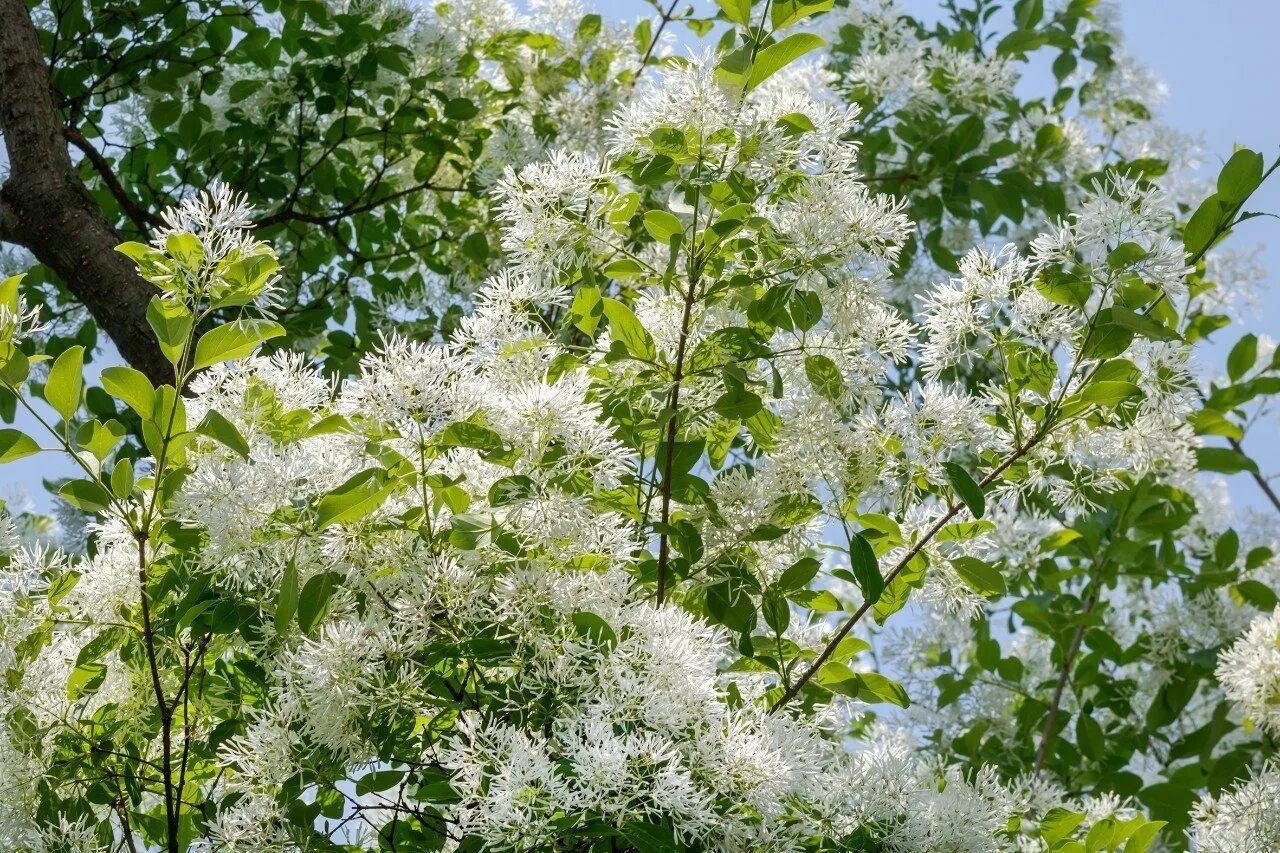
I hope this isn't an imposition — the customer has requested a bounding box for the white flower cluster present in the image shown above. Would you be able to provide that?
[1217,607,1280,738]
[1192,763,1280,853]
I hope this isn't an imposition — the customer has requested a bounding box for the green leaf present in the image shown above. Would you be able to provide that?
[995,28,1044,56]
[1227,333,1258,381]
[1080,380,1141,407]
[196,410,251,459]
[952,556,1005,597]
[1235,579,1278,610]
[1123,821,1166,853]
[59,479,113,513]
[804,354,845,400]
[1215,528,1240,565]
[0,429,40,463]
[642,209,683,243]
[705,578,756,632]
[146,298,194,366]
[45,345,84,422]
[275,561,300,634]
[1217,148,1264,207]
[1076,713,1105,760]
[110,458,134,498]
[191,319,285,371]
[315,468,395,528]
[67,661,107,701]
[567,285,603,335]
[772,0,834,29]
[856,671,910,707]
[1041,808,1086,844]
[1080,323,1134,360]
[1036,270,1092,308]
[746,33,825,92]
[100,366,155,418]
[47,570,81,606]
[297,572,336,635]
[602,298,657,361]
[619,821,683,853]
[1196,446,1258,474]
[1106,241,1149,269]
[1013,0,1044,28]
[0,273,22,313]
[571,611,618,649]
[356,769,406,796]
[165,231,203,265]
[437,421,504,454]
[715,0,753,26]
[444,97,478,121]
[777,556,820,593]
[819,663,909,707]
[714,385,762,419]
[848,530,883,604]
[943,462,985,518]
[75,626,126,668]
[762,588,790,634]
[75,418,127,462]
[1184,193,1227,258]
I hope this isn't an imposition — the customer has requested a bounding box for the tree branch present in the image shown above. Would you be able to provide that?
[63,126,163,233]
[770,441,1039,712]
[0,0,169,384]
[1229,434,1280,516]
[1033,584,1099,775]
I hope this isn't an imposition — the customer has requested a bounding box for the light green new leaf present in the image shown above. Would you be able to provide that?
[146,297,194,366]
[602,298,657,361]
[1080,380,1141,407]
[192,319,285,371]
[100,366,155,418]
[0,429,40,463]
[567,285,603,335]
[642,209,683,243]
[45,345,84,422]
[0,273,25,312]
[746,33,824,92]
[165,231,203,265]
[59,479,113,514]
[110,458,134,499]
[772,0,835,30]
[66,660,107,701]
[75,419,127,462]
[714,0,753,26]
[1040,808,1086,844]
[316,468,396,528]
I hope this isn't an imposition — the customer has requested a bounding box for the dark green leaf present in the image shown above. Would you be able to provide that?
[943,462,985,518]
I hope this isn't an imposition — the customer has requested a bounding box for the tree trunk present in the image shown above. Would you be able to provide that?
[0,0,169,385]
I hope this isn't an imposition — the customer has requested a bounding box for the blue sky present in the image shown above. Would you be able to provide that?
[5,1,1278,517]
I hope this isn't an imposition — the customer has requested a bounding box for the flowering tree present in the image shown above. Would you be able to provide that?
[0,1,1278,851]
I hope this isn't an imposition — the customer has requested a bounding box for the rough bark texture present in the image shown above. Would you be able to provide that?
[0,0,169,384]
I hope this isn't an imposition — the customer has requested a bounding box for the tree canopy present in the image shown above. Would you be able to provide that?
[0,1,1278,851]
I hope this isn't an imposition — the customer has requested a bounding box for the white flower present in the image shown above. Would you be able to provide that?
[1216,607,1280,737]
[1192,763,1280,853]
